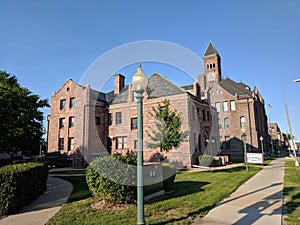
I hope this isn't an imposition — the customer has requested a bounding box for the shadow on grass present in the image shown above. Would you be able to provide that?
[152,205,214,225]
[147,180,209,202]
[283,187,300,214]
[54,176,92,202]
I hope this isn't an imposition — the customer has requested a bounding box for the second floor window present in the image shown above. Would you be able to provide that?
[60,99,66,110]
[69,116,75,128]
[70,97,75,108]
[59,118,65,129]
[116,112,122,125]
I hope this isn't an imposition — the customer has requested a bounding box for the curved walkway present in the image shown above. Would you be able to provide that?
[0,176,73,225]
[193,157,285,225]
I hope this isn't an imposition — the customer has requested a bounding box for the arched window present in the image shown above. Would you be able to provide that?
[207,64,209,69]
[213,63,215,68]
[240,116,246,129]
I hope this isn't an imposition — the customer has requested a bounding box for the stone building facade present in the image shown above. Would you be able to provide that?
[198,42,269,160]
[47,79,109,167]
[109,73,212,168]
[47,41,270,165]
[47,73,212,168]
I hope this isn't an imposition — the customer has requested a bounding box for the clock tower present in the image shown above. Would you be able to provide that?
[203,41,221,82]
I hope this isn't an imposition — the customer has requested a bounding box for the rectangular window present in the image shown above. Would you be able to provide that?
[207,111,210,121]
[202,110,206,121]
[116,112,122,125]
[69,116,74,128]
[224,118,229,129]
[230,100,236,111]
[223,101,228,112]
[59,118,65,129]
[215,102,220,112]
[60,99,66,110]
[131,118,137,130]
[70,97,75,108]
[116,136,127,149]
[134,140,138,149]
[108,113,112,126]
[95,116,100,125]
[218,119,222,129]
[58,138,64,150]
[68,137,74,151]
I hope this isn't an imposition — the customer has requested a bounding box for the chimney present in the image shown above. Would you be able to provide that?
[114,74,125,95]
[194,81,201,99]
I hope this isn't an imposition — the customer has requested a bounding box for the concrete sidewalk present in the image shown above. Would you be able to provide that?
[0,176,72,225]
[193,157,285,225]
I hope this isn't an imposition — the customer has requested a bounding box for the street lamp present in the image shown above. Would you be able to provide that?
[132,64,148,225]
[283,78,300,167]
[260,136,264,167]
[241,128,248,172]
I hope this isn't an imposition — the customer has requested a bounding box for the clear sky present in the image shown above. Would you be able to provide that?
[1,0,300,140]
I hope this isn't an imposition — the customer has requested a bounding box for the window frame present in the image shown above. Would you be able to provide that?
[116,112,122,125]
[59,118,65,129]
[69,97,75,108]
[60,99,66,110]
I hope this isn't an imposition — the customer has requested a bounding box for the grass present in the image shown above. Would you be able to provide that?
[283,160,300,225]
[47,164,262,225]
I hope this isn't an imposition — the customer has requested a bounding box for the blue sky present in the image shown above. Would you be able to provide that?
[1,0,300,140]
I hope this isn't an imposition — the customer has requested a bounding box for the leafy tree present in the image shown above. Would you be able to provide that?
[0,71,49,156]
[146,99,189,152]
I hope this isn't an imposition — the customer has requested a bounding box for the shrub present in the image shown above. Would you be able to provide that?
[162,163,176,192]
[86,155,137,204]
[199,154,214,167]
[0,162,48,215]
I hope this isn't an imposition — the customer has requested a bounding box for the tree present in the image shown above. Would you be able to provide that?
[0,71,49,155]
[146,99,189,152]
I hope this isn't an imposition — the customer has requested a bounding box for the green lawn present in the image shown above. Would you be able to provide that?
[283,160,300,225]
[47,165,261,225]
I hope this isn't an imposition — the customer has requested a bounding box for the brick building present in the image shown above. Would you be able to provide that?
[47,41,270,165]
[47,79,109,167]
[47,73,212,168]
[109,73,212,168]
[198,42,269,160]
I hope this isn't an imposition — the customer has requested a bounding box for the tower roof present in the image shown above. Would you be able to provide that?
[204,41,219,56]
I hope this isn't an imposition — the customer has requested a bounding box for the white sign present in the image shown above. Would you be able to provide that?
[247,153,263,164]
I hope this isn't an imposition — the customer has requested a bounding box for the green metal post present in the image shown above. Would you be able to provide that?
[243,133,248,172]
[136,91,145,225]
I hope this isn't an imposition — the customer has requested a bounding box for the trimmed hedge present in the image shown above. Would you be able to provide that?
[162,163,176,191]
[0,162,48,215]
[86,155,137,204]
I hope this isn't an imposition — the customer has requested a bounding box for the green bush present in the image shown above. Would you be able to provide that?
[199,154,214,167]
[162,163,176,191]
[86,155,137,204]
[0,162,48,215]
